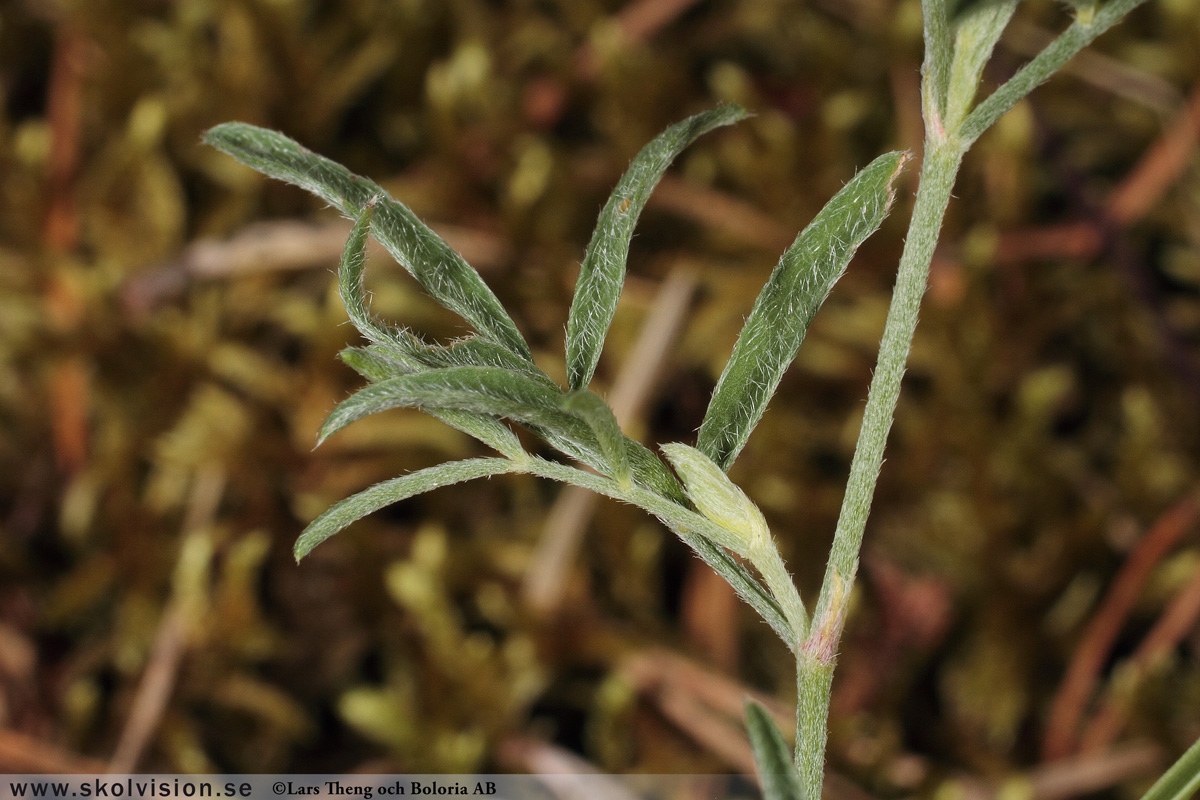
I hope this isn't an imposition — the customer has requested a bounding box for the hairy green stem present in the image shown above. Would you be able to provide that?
[795,655,836,795]
[959,0,1152,145]
[795,141,964,797]
[818,142,963,619]
[789,4,1152,788]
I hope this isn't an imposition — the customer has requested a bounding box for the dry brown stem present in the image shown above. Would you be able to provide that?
[1042,496,1199,760]
[1078,566,1200,752]
[0,730,107,774]
[109,467,226,772]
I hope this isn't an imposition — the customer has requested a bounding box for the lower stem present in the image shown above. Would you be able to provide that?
[794,139,965,798]
[795,654,835,797]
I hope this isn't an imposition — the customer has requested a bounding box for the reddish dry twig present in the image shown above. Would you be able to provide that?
[993,222,1104,265]
[656,683,756,774]
[954,740,1164,800]
[575,0,704,79]
[1107,83,1200,226]
[622,647,790,730]
[49,359,89,476]
[890,64,926,184]
[495,736,640,800]
[680,563,741,672]
[0,730,107,774]
[995,81,1200,266]
[1078,565,1200,752]
[1001,19,1182,116]
[1030,740,1164,800]
[622,649,887,799]
[649,175,797,253]
[109,467,225,772]
[123,217,509,314]
[1042,496,1199,761]
[43,23,92,477]
[42,25,87,253]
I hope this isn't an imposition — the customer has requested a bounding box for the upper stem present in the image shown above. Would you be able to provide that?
[814,139,963,625]
[959,0,1152,145]
[794,139,965,800]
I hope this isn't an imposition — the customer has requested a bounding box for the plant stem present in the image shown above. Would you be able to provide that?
[795,654,835,796]
[794,140,965,798]
[958,0,1151,145]
[817,140,963,613]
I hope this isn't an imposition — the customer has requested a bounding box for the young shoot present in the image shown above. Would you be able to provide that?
[207,2,1200,796]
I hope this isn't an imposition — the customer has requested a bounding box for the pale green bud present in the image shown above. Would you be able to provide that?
[660,443,770,551]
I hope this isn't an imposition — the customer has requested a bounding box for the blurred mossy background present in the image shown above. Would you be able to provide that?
[2,0,1200,792]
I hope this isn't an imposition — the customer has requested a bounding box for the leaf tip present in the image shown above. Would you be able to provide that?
[314,423,335,449]
[201,121,248,151]
[716,101,751,122]
[744,699,804,800]
[293,535,314,563]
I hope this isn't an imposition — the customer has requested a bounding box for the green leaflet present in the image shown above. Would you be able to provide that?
[407,336,556,386]
[336,207,434,370]
[338,347,526,460]
[340,346,410,383]
[698,151,909,472]
[333,212,533,461]
[565,104,748,390]
[625,441,688,505]
[295,458,517,560]
[958,0,1152,145]
[745,701,804,800]
[204,123,532,361]
[424,410,526,461]
[336,204,555,384]
[564,390,630,485]
[1137,736,1200,800]
[944,0,1019,130]
[317,366,576,446]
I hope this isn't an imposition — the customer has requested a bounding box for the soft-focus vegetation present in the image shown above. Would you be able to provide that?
[2,0,1199,794]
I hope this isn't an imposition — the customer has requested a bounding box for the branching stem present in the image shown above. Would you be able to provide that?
[791,3,1152,793]
[796,140,963,798]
